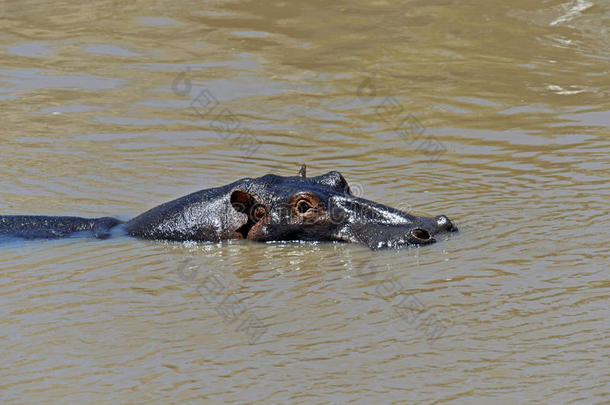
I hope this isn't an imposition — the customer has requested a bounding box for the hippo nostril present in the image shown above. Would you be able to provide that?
[410,228,431,241]
[436,215,448,226]
[436,215,458,232]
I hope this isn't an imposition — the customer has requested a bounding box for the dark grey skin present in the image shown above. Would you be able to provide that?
[0,167,457,249]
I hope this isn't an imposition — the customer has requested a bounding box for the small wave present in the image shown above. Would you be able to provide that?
[546,84,585,95]
[550,0,593,26]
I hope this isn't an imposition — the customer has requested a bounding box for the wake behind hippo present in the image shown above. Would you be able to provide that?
[0,167,457,249]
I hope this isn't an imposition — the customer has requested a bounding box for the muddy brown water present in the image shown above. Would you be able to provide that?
[1,0,609,403]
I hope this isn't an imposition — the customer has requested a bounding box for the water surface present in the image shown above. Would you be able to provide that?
[1,0,609,403]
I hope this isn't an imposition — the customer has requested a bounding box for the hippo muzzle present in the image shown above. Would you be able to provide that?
[326,194,457,249]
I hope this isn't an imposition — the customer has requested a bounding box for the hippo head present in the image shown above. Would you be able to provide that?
[228,166,457,249]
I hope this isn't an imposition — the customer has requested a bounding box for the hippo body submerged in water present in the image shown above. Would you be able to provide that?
[0,167,457,249]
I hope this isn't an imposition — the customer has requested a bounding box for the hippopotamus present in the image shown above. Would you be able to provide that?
[0,166,457,249]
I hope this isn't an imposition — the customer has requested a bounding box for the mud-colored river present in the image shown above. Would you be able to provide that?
[1,0,608,403]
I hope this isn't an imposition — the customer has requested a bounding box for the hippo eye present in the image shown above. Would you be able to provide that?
[290,193,321,219]
[296,199,313,214]
[251,204,267,221]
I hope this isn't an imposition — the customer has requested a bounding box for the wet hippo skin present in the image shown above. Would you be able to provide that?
[0,166,457,249]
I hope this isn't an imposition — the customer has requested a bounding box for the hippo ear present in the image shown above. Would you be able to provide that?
[229,190,268,240]
[230,190,254,214]
[298,164,306,178]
